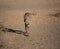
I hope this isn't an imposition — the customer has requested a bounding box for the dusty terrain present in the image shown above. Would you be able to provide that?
[0,8,60,49]
[0,0,60,49]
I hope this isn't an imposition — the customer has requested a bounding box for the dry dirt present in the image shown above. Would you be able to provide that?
[0,8,60,49]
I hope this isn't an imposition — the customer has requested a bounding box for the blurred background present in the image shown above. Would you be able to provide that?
[0,0,60,49]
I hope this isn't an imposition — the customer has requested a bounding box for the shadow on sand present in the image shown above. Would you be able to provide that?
[0,24,29,37]
[4,28,28,37]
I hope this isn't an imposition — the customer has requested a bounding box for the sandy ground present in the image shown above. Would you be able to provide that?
[0,8,60,49]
